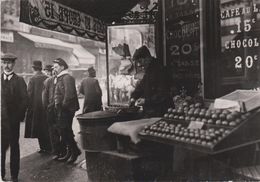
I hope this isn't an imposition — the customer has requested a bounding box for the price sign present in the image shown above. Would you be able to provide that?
[188,121,204,130]
[220,1,260,76]
[165,0,201,95]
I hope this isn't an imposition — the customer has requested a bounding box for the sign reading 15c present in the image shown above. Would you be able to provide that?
[235,55,258,69]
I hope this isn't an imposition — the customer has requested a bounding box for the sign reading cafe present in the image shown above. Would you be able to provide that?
[20,0,106,41]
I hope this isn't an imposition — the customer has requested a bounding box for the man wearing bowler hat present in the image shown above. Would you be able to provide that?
[24,60,52,154]
[43,64,54,77]
[52,58,81,163]
[1,53,28,182]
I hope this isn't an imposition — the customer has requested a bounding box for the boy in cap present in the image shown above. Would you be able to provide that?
[129,46,171,117]
[79,66,102,113]
[24,60,52,154]
[1,53,28,182]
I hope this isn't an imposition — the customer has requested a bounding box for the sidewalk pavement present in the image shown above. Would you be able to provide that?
[6,152,88,182]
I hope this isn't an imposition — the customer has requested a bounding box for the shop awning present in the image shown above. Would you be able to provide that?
[18,32,73,51]
[18,32,95,65]
[64,43,96,65]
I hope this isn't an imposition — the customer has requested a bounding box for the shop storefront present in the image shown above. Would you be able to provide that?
[19,0,260,181]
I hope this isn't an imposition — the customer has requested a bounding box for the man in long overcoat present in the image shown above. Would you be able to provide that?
[79,67,102,113]
[42,65,66,159]
[24,60,51,153]
[1,53,28,182]
[52,58,81,163]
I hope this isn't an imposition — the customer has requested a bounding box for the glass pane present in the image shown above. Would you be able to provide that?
[220,0,260,89]
[107,24,155,106]
[165,0,202,96]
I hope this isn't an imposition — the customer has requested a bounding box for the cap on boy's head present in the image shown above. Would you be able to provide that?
[88,66,95,73]
[32,60,42,69]
[87,66,96,77]
[43,64,53,71]
[1,53,17,61]
[132,46,151,61]
[53,58,68,69]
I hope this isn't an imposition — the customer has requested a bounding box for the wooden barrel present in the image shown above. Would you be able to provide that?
[76,111,118,152]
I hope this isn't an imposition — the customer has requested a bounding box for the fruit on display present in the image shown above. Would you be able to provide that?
[141,119,233,148]
[163,103,250,128]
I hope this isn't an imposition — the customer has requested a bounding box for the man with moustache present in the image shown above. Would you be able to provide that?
[1,53,28,182]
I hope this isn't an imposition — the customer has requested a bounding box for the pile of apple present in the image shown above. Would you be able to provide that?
[141,119,232,147]
[163,102,250,127]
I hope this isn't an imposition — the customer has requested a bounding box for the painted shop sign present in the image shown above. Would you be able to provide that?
[20,0,106,41]
[220,0,260,78]
[165,0,201,96]
[1,31,14,43]
[119,0,158,25]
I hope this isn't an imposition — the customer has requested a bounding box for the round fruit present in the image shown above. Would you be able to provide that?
[226,114,235,121]
[215,120,222,125]
[195,103,202,108]
[189,104,195,108]
[164,114,169,118]
[168,108,173,113]
[185,116,191,121]
[199,111,206,117]
[186,138,191,142]
[169,114,174,119]
[219,113,226,120]
[222,121,228,125]
[229,121,236,127]
[207,142,213,147]
[202,118,207,123]
[235,118,242,124]
[205,112,211,119]
[191,139,196,143]
[211,114,219,120]
[208,119,214,124]
[202,141,207,146]
[179,116,185,120]
[174,115,179,119]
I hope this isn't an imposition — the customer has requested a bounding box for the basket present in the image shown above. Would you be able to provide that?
[214,90,260,112]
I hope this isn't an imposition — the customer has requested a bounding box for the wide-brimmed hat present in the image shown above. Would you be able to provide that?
[32,60,42,69]
[53,58,68,69]
[1,53,17,61]
[43,64,53,71]
[132,45,151,61]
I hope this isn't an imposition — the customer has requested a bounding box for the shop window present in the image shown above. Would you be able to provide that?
[219,0,260,94]
[107,24,155,106]
[164,0,202,97]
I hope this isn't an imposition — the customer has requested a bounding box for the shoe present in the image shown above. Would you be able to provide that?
[67,149,81,164]
[52,154,60,160]
[2,176,6,181]
[11,176,18,182]
[37,149,45,153]
[57,147,71,162]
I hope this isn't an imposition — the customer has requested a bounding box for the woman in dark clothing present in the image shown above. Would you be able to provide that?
[130,46,171,117]
[79,67,103,113]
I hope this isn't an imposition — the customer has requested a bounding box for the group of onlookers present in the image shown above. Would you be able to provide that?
[1,53,103,182]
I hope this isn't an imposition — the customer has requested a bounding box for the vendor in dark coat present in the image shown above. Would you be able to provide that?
[42,65,66,159]
[130,46,171,117]
[79,67,102,113]
[53,58,81,164]
[24,60,51,153]
[1,53,28,182]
